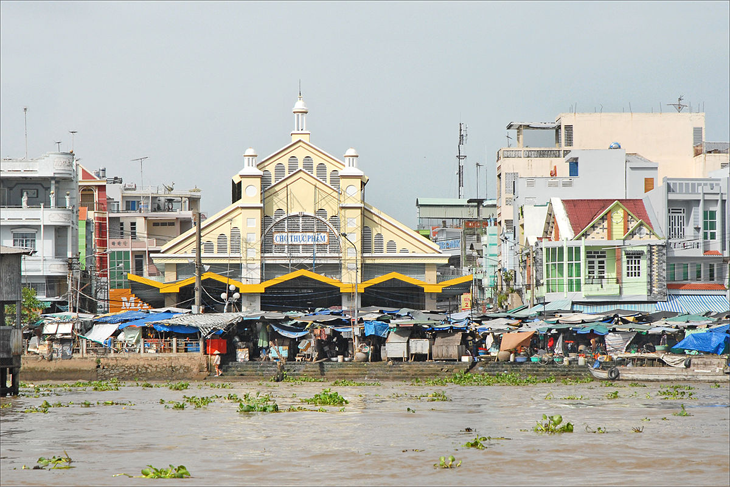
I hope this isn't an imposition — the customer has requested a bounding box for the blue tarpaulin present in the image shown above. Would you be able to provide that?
[117,312,181,329]
[96,310,150,324]
[270,323,310,339]
[672,329,729,355]
[151,323,200,334]
[364,321,389,338]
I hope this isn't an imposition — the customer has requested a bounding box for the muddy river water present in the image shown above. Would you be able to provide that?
[1,378,728,486]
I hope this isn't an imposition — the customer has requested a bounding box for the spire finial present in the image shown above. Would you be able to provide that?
[298,79,302,99]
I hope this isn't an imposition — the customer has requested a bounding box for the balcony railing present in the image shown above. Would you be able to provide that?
[497,149,570,161]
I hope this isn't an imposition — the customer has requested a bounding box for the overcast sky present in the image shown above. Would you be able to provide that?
[2,1,728,227]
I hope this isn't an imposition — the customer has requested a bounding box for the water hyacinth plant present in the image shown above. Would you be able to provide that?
[534,414,574,434]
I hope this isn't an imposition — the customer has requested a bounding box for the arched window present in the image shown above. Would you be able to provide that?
[203,241,214,253]
[274,163,285,183]
[262,170,272,190]
[230,227,241,254]
[316,209,329,253]
[217,234,228,254]
[273,210,286,253]
[303,156,314,174]
[374,233,384,253]
[262,216,273,253]
[288,156,298,174]
[400,248,409,253]
[329,216,340,253]
[316,163,327,181]
[362,226,372,253]
[387,240,397,253]
[80,188,95,211]
[330,170,340,191]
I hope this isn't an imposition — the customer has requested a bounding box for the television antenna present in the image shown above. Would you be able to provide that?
[506,134,512,148]
[69,130,77,152]
[23,107,28,159]
[475,162,483,199]
[54,141,62,152]
[131,156,149,190]
[457,123,467,199]
[668,95,687,113]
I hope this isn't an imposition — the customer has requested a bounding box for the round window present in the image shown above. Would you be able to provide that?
[245,185,257,197]
[346,185,357,197]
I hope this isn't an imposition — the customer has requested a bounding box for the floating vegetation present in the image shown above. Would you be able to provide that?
[600,381,624,388]
[605,391,620,400]
[632,426,644,433]
[331,379,381,387]
[301,389,348,406]
[206,382,232,389]
[434,455,461,469]
[98,400,134,406]
[560,377,594,385]
[710,383,721,388]
[406,407,416,413]
[115,464,191,479]
[238,392,279,413]
[417,391,450,402]
[641,417,651,422]
[1,403,12,409]
[425,371,555,387]
[657,387,696,400]
[167,381,189,391]
[628,382,647,388]
[182,395,216,409]
[560,395,586,400]
[462,436,488,450]
[271,371,325,383]
[534,414,574,434]
[673,404,692,417]
[24,451,74,470]
[544,392,554,400]
[137,381,155,388]
[585,426,607,434]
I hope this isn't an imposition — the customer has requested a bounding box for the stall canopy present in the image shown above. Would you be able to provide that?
[672,327,729,355]
[605,332,636,355]
[95,310,150,324]
[42,322,74,336]
[79,324,118,345]
[269,322,310,339]
[364,321,389,338]
[499,331,535,351]
[118,312,182,330]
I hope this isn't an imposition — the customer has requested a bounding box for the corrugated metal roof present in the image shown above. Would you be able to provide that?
[416,198,495,207]
[148,312,252,337]
[506,122,557,130]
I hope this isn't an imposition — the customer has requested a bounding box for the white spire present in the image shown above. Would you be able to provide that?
[239,147,262,176]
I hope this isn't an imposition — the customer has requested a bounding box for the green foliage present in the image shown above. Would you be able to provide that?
[462,436,487,450]
[424,371,555,387]
[632,426,644,433]
[673,404,692,417]
[560,395,586,400]
[406,407,416,413]
[167,381,189,391]
[534,414,574,434]
[271,371,325,384]
[207,382,232,389]
[628,382,647,387]
[4,287,44,326]
[417,391,450,402]
[657,386,696,400]
[560,377,594,385]
[115,464,191,479]
[182,395,216,409]
[606,390,619,399]
[585,425,608,434]
[710,383,721,388]
[434,455,461,469]
[301,389,348,406]
[238,392,279,412]
[331,379,381,387]
[27,451,74,470]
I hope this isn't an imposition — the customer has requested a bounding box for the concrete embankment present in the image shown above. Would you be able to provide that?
[19,355,592,382]
[20,354,209,382]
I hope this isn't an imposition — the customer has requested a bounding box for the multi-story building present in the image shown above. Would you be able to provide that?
[644,169,729,313]
[511,149,659,302]
[496,111,711,281]
[103,179,201,312]
[0,152,78,307]
[141,95,466,312]
[535,197,666,312]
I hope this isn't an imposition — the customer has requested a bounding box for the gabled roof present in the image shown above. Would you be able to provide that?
[561,199,654,235]
[258,138,345,170]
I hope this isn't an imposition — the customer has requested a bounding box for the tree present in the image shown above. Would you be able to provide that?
[3,287,44,327]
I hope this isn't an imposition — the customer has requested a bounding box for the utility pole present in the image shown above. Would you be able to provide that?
[529,244,535,308]
[457,123,467,199]
[194,210,202,313]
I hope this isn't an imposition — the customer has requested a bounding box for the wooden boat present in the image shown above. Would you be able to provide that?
[589,354,729,382]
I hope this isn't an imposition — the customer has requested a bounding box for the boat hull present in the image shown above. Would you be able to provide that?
[589,366,729,382]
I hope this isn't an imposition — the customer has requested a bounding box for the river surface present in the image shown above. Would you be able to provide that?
[1,378,728,486]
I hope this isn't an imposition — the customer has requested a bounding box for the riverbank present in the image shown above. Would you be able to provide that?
[19,355,593,382]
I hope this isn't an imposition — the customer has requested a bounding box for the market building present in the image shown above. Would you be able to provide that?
[143,95,468,311]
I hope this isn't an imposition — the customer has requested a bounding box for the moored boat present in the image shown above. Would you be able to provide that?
[589,354,729,382]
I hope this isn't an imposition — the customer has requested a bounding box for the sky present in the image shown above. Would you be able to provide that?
[2,1,729,227]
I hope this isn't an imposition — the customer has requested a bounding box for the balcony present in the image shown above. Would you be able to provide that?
[497,148,571,162]
[21,256,70,277]
[108,238,160,250]
[0,154,75,179]
[0,206,75,226]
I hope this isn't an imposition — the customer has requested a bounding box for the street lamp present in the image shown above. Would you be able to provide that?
[220,284,240,313]
[340,232,359,350]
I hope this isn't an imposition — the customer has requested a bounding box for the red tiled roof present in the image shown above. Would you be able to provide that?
[667,283,727,291]
[561,199,653,236]
[704,250,721,256]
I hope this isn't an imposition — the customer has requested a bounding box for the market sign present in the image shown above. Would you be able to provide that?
[273,232,329,245]
[437,238,461,250]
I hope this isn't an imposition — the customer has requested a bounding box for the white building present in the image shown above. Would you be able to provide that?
[0,152,78,304]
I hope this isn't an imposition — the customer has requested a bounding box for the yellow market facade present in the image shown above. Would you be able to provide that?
[139,96,470,311]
